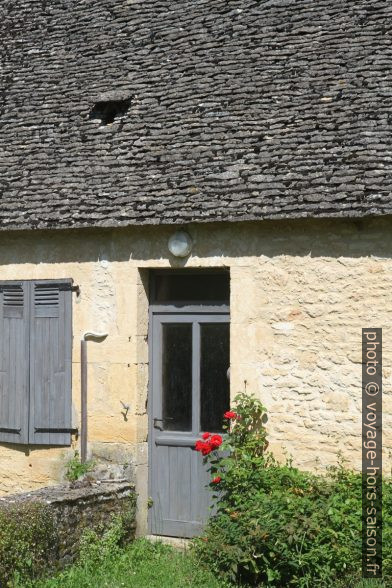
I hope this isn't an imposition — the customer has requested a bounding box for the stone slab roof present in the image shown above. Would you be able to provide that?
[0,0,391,231]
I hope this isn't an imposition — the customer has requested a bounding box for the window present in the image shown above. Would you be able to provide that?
[151,270,230,305]
[0,279,73,446]
[150,270,230,434]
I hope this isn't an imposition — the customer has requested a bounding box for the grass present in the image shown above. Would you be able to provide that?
[15,535,388,588]
[23,538,227,588]
[347,582,387,588]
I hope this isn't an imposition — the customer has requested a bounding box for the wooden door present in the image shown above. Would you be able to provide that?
[149,311,230,538]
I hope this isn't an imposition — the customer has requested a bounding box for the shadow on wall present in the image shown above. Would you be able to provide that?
[0,216,391,267]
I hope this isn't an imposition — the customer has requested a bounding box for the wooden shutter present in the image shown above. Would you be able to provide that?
[0,282,29,444]
[29,280,72,445]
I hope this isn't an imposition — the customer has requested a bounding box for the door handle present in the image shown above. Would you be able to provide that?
[153,418,163,430]
[153,417,174,430]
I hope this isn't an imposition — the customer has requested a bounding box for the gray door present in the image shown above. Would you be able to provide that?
[149,311,230,538]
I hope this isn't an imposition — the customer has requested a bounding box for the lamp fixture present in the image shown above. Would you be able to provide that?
[168,230,193,258]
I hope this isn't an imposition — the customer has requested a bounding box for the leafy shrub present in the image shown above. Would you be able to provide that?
[193,393,392,587]
[64,450,95,482]
[77,516,127,570]
[0,502,57,586]
[77,495,137,567]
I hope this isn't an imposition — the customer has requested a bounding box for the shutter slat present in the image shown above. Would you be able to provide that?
[4,285,24,318]
[29,281,72,445]
[34,285,59,317]
[0,283,29,444]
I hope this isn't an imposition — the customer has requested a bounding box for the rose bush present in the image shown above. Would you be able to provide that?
[193,392,392,587]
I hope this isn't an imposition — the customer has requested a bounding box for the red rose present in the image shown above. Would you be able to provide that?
[224,411,237,419]
[196,440,213,455]
[202,432,211,440]
[195,440,204,452]
[212,476,221,484]
[201,443,213,456]
[210,434,223,449]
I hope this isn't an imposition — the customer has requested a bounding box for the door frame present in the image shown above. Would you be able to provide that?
[148,300,230,536]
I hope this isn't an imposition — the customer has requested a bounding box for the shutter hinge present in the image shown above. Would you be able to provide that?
[57,284,80,296]
[0,427,21,433]
[0,283,80,295]
[35,427,79,438]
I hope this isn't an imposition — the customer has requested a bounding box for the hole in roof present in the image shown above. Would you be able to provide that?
[89,97,132,126]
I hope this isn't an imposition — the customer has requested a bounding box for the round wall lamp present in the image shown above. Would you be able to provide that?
[168,230,193,258]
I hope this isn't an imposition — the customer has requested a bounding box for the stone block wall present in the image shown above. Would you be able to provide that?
[0,482,136,567]
[0,216,391,534]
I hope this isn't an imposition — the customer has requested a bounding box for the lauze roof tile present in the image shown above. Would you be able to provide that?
[0,0,391,230]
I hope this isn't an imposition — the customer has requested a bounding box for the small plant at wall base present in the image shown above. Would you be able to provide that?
[193,393,392,587]
[64,450,95,482]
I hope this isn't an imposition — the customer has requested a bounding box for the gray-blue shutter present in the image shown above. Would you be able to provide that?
[29,280,72,445]
[0,282,29,444]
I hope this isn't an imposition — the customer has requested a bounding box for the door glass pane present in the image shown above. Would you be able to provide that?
[200,323,230,432]
[162,323,192,431]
